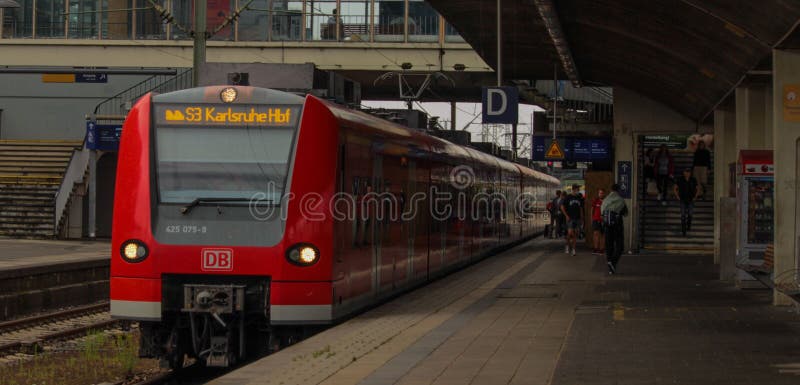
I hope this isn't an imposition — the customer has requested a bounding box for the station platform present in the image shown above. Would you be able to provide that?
[0,238,109,271]
[207,239,800,385]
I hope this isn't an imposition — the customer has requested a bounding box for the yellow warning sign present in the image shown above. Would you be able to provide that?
[783,84,800,122]
[545,140,565,159]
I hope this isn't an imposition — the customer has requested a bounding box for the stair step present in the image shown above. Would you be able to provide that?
[0,183,60,190]
[0,166,69,174]
[0,211,54,218]
[0,151,76,158]
[0,229,55,238]
[0,222,55,230]
[0,189,57,197]
[0,216,56,224]
[643,237,714,244]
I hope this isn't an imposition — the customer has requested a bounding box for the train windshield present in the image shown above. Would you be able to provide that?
[155,124,295,204]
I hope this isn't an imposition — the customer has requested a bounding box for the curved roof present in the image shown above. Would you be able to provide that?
[428,0,800,120]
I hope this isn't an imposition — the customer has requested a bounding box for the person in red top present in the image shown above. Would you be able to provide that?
[591,188,606,255]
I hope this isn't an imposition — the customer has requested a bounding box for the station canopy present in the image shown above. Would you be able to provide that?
[428,0,800,121]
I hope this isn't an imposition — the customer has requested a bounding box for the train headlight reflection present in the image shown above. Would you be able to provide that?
[121,240,148,263]
[286,243,319,266]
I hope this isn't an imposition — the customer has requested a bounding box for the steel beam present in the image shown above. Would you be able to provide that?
[0,67,178,75]
[532,0,581,87]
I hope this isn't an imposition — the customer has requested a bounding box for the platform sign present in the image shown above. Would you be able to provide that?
[481,86,518,124]
[76,73,108,83]
[545,140,565,159]
[86,122,122,151]
[617,161,632,199]
[532,136,611,162]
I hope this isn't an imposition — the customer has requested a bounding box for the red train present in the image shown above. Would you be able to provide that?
[110,85,558,368]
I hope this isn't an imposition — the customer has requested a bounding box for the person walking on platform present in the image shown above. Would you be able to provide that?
[545,190,561,238]
[561,185,583,256]
[674,168,701,236]
[601,184,628,275]
[654,144,674,204]
[693,141,711,200]
[591,188,606,255]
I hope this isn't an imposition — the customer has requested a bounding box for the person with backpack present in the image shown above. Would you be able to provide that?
[601,184,628,275]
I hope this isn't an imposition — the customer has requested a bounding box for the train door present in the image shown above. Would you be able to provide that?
[379,153,408,293]
[371,155,384,296]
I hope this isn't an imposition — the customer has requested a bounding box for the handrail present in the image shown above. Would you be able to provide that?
[54,143,91,236]
[93,68,193,117]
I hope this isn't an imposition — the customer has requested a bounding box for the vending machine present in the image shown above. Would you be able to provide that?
[736,150,774,262]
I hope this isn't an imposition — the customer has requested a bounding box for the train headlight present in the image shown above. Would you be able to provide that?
[120,240,148,263]
[220,87,238,103]
[286,243,320,266]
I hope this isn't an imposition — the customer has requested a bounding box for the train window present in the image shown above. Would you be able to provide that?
[155,125,295,204]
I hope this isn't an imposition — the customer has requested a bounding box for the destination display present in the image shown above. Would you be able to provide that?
[532,136,611,162]
[154,104,300,127]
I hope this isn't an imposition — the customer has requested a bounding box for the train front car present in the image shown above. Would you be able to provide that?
[110,86,340,368]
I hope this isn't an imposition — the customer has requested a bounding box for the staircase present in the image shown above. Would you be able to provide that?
[639,150,715,254]
[0,140,82,238]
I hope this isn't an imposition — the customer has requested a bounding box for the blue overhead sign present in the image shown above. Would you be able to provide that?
[617,161,632,199]
[86,122,122,151]
[481,86,518,124]
[532,136,611,162]
[76,73,108,83]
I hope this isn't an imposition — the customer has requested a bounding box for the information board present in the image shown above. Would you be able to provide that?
[532,136,611,162]
[86,122,122,151]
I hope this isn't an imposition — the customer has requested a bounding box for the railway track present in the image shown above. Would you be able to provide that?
[0,301,122,356]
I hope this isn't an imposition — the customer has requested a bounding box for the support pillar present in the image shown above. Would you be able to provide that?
[735,85,768,149]
[87,150,97,238]
[772,49,800,305]
[713,108,736,269]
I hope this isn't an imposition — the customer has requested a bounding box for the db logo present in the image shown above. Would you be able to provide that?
[202,248,233,271]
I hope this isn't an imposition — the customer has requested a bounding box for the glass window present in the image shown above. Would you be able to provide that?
[270,0,302,41]
[156,125,297,204]
[305,0,337,41]
[68,0,98,38]
[3,0,34,38]
[207,0,234,41]
[338,0,370,42]
[135,0,166,39]
[102,0,132,39]
[444,20,464,43]
[407,0,437,42]
[170,0,192,39]
[170,0,233,40]
[238,0,267,41]
[374,0,403,42]
[36,0,66,38]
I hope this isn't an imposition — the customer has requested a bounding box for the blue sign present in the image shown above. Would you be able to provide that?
[532,136,611,162]
[481,86,518,124]
[76,73,108,83]
[86,122,122,151]
[617,161,632,199]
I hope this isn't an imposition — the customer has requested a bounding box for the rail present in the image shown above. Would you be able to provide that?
[53,143,91,236]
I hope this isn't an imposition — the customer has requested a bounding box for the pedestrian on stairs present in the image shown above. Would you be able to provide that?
[654,144,674,205]
[601,184,628,275]
[693,141,711,200]
[673,168,701,237]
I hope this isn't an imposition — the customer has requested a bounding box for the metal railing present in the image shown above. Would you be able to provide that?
[93,68,193,119]
[54,143,91,236]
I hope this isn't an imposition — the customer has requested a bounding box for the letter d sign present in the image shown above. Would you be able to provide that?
[482,86,519,124]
